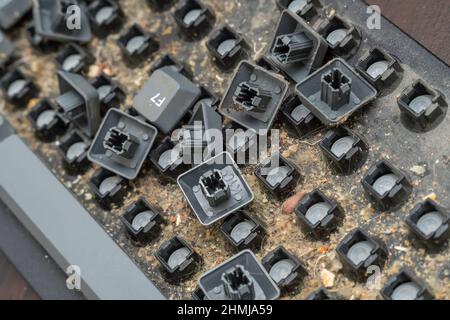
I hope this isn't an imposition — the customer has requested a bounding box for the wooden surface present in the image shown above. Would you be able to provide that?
[367,0,450,65]
[0,0,449,300]
[0,251,39,300]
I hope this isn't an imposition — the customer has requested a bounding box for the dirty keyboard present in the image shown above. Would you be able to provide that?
[0,0,449,300]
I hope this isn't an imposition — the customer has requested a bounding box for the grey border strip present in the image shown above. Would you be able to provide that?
[0,117,165,300]
[0,200,84,300]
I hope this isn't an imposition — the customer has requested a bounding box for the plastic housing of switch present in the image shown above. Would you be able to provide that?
[0,67,38,106]
[147,0,177,11]
[198,250,280,300]
[149,136,189,181]
[177,152,254,226]
[295,58,377,125]
[90,73,126,115]
[306,288,340,300]
[56,128,91,172]
[268,10,328,83]
[88,109,158,180]
[87,0,124,38]
[280,94,322,138]
[219,61,289,132]
[89,167,128,208]
[33,0,92,43]
[55,70,100,138]
[117,23,159,67]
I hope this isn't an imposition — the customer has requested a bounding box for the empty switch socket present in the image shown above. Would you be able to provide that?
[361,160,412,211]
[0,67,38,107]
[295,189,344,239]
[406,200,450,248]
[275,0,322,22]
[398,79,448,132]
[319,126,369,174]
[155,236,199,282]
[254,152,300,198]
[316,14,361,58]
[121,197,162,244]
[262,246,308,293]
[173,0,215,40]
[356,47,403,91]
[220,210,264,251]
[380,268,434,300]
[206,25,248,70]
[336,228,388,281]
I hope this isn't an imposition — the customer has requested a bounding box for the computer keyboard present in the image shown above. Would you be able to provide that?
[0,0,449,300]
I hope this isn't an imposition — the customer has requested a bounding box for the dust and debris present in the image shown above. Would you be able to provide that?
[0,0,449,300]
[320,269,336,288]
[410,164,427,177]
